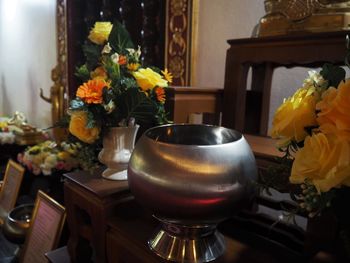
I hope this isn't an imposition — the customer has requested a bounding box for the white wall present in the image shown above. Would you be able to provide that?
[194,0,313,129]
[0,0,56,129]
[195,0,264,88]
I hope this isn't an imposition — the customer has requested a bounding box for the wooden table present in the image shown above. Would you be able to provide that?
[63,167,342,263]
[106,199,301,263]
[63,168,132,263]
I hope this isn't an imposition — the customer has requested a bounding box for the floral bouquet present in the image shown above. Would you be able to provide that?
[66,21,172,168]
[0,117,15,144]
[17,140,81,176]
[269,63,350,256]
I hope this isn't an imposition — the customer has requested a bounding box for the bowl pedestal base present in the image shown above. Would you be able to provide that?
[148,219,226,263]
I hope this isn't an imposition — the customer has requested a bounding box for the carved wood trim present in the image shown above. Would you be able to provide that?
[165,0,198,86]
[56,0,68,95]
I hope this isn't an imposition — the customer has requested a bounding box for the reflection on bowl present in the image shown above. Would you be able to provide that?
[3,204,34,244]
[128,124,258,262]
[128,124,258,224]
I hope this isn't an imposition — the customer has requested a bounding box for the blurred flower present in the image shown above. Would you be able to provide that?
[18,140,81,176]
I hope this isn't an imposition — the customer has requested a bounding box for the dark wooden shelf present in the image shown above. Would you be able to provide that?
[106,199,291,263]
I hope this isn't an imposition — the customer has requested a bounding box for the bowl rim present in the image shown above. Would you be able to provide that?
[143,123,243,147]
[8,203,34,224]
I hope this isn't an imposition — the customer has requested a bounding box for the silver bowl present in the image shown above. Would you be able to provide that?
[3,204,34,244]
[128,124,258,262]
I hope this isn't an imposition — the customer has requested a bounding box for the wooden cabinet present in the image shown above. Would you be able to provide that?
[63,168,132,263]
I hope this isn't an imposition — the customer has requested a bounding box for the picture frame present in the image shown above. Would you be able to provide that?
[20,190,66,263]
[0,159,25,224]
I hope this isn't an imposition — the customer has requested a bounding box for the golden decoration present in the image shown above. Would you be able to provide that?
[170,0,187,16]
[166,0,193,86]
[169,56,185,85]
[258,0,350,36]
[40,0,68,141]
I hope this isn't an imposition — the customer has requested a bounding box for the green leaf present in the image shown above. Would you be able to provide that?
[86,110,96,129]
[120,77,137,90]
[75,64,90,82]
[118,88,157,125]
[108,21,134,54]
[83,43,101,70]
[320,63,345,88]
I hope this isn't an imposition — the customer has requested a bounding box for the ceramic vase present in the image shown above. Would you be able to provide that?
[98,125,139,180]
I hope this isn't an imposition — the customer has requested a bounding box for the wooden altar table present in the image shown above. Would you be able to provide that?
[63,169,132,263]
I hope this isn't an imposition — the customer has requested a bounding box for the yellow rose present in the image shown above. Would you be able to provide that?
[69,111,100,144]
[290,133,350,192]
[269,86,319,146]
[57,151,70,160]
[317,79,350,139]
[88,22,113,45]
[132,67,168,91]
[0,121,7,129]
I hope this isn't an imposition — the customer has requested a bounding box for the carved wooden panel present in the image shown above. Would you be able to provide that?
[164,0,197,86]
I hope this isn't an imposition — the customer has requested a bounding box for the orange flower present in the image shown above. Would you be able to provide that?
[76,79,109,104]
[118,55,127,65]
[155,87,166,104]
[90,66,108,80]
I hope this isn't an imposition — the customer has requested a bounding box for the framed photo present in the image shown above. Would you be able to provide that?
[20,190,66,263]
[0,159,25,224]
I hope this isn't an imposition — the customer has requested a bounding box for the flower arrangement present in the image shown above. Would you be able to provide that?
[269,63,350,256]
[0,117,15,144]
[17,140,81,176]
[270,64,349,214]
[67,21,171,144]
[65,21,172,168]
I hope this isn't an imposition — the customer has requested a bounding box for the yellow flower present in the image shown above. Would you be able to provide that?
[269,86,319,146]
[317,79,350,139]
[69,111,100,144]
[57,151,70,160]
[0,121,7,129]
[132,67,168,91]
[127,63,140,71]
[88,22,113,45]
[161,68,173,84]
[290,133,350,192]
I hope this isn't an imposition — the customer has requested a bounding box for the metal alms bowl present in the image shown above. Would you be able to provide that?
[3,204,34,244]
[128,124,258,263]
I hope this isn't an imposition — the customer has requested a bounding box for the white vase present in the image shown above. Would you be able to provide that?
[98,125,139,180]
